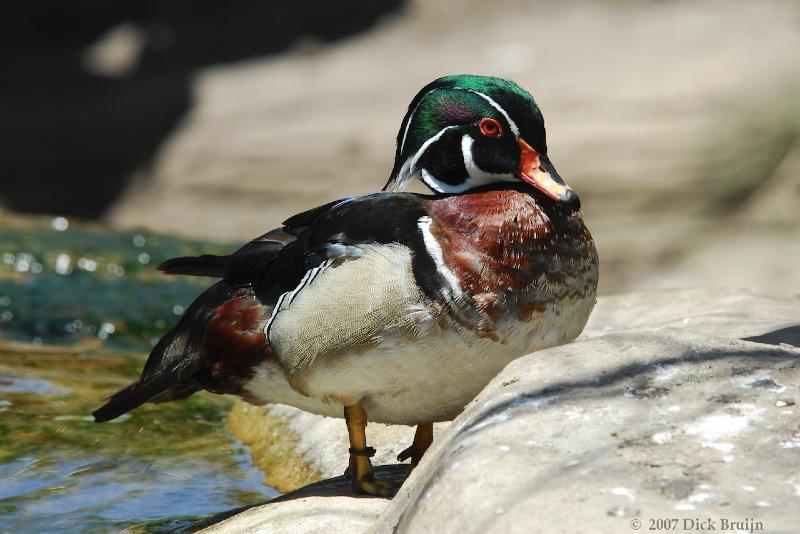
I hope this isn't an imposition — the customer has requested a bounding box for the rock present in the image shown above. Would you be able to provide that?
[205,289,800,533]
[199,496,386,534]
[375,290,800,533]
[197,466,407,534]
[226,402,323,492]
[227,400,449,491]
[376,333,800,533]
[584,288,800,340]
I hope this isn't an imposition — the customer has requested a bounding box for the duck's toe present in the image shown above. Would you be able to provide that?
[396,422,433,473]
[351,474,401,497]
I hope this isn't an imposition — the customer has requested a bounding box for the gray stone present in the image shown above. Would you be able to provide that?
[584,287,800,340]
[198,496,386,534]
[252,404,448,482]
[375,333,799,533]
[203,289,800,533]
[198,466,406,534]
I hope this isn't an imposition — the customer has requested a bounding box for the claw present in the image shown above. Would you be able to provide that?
[397,445,417,463]
[397,423,434,472]
[344,402,400,497]
[352,474,401,497]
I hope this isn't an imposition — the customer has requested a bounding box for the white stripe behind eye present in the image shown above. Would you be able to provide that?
[401,87,517,162]
[467,90,519,138]
[460,134,516,185]
[395,86,518,192]
[395,125,457,188]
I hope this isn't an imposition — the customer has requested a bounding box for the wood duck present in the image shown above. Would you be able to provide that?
[94,75,599,496]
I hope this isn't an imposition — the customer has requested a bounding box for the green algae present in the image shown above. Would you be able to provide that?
[0,214,234,348]
[0,215,276,533]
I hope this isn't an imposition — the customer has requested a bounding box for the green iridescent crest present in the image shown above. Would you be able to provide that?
[438,74,540,109]
[406,91,495,149]
[385,74,550,194]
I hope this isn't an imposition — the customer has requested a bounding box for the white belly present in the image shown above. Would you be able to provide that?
[243,240,597,424]
[243,294,594,425]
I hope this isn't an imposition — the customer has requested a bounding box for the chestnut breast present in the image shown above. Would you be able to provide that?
[428,188,598,327]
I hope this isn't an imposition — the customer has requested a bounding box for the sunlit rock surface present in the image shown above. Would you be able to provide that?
[197,466,407,534]
[212,288,800,534]
[227,402,448,492]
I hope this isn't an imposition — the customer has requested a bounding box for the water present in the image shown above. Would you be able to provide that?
[0,215,278,533]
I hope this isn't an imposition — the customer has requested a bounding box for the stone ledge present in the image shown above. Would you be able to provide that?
[203,288,800,533]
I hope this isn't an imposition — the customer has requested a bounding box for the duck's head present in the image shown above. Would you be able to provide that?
[384,74,579,210]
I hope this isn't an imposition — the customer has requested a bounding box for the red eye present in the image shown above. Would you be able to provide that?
[479,117,503,137]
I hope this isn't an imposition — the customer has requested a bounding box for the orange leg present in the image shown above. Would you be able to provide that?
[344,402,400,497]
[397,422,434,472]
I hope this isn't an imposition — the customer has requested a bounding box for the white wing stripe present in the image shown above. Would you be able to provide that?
[264,259,334,342]
[417,216,463,301]
[264,292,289,340]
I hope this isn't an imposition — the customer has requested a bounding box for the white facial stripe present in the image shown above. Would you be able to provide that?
[420,169,478,194]
[417,216,462,301]
[467,90,519,138]
[461,134,516,183]
[418,135,516,193]
[399,88,439,155]
[394,125,457,189]
[419,168,441,192]
[395,87,519,193]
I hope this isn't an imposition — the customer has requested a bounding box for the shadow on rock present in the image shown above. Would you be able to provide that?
[459,338,796,438]
[743,323,800,348]
[180,464,407,533]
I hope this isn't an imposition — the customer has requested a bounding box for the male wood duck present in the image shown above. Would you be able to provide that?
[94,74,599,496]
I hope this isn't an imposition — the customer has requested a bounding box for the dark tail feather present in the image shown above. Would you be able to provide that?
[157,255,226,277]
[93,359,201,422]
[93,281,243,422]
[157,229,295,281]
[92,381,150,422]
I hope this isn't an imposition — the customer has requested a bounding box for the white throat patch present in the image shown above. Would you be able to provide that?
[459,134,516,188]
[415,134,516,193]
[391,88,520,194]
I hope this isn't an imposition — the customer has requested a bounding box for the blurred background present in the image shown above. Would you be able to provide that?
[1,0,798,531]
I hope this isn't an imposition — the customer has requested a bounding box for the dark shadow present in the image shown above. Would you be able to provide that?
[743,324,800,348]
[460,342,797,438]
[177,464,408,533]
[0,0,406,219]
